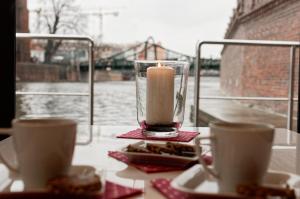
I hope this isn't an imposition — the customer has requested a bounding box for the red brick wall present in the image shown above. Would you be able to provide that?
[221,0,300,115]
[16,63,80,82]
[16,0,30,62]
[16,63,60,82]
[221,26,246,96]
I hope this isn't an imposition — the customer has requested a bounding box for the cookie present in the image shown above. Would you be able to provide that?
[166,142,195,153]
[236,184,296,199]
[127,144,151,153]
[47,174,102,194]
[146,143,175,154]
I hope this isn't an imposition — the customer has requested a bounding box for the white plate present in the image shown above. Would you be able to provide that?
[171,164,300,198]
[120,141,200,167]
[0,165,104,194]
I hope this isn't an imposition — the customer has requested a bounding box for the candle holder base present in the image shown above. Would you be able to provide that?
[142,125,179,138]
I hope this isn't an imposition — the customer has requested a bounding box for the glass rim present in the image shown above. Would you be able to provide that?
[13,118,76,127]
[134,60,189,65]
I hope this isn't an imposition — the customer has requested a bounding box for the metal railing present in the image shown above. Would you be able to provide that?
[194,39,300,133]
[16,33,94,145]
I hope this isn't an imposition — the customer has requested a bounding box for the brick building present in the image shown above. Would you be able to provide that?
[221,0,300,114]
[16,0,30,62]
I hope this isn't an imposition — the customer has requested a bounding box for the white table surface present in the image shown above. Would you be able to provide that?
[0,126,299,198]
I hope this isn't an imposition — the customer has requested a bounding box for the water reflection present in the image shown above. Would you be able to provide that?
[16,77,220,126]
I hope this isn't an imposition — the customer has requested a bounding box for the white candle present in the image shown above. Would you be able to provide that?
[146,63,175,125]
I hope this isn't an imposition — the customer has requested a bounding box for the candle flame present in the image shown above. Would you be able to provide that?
[157,62,162,67]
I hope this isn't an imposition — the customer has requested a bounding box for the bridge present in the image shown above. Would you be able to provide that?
[80,37,220,71]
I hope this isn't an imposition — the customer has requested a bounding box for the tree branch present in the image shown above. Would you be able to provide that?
[36,0,82,63]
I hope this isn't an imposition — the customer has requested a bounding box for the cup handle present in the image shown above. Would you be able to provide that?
[0,129,19,173]
[195,136,219,178]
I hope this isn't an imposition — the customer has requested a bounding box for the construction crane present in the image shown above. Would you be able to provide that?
[83,9,119,44]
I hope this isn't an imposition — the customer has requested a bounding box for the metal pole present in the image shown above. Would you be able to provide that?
[287,47,296,131]
[154,44,157,60]
[16,33,94,145]
[194,42,202,126]
[296,44,300,174]
[84,41,94,144]
[89,42,95,126]
[298,45,300,133]
[16,33,94,42]
[194,39,300,129]
[297,134,300,174]
[99,9,103,43]
[144,41,148,60]
[77,41,94,145]
[199,39,300,47]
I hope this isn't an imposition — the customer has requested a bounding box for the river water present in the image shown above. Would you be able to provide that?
[16,77,220,127]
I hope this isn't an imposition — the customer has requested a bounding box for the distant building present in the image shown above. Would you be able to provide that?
[29,40,138,67]
[16,0,30,62]
[30,40,45,63]
[30,40,88,65]
[221,0,300,114]
[94,43,137,59]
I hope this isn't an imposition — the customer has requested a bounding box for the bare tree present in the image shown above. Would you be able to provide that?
[34,0,85,63]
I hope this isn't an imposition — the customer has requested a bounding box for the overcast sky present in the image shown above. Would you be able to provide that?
[28,0,237,58]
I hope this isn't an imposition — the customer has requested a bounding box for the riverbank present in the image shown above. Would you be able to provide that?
[16,62,132,82]
[16,62,220,82]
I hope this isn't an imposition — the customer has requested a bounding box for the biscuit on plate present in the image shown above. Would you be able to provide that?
[47,174,102,194]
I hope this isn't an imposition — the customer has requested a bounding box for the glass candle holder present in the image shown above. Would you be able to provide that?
[135,60,190,138]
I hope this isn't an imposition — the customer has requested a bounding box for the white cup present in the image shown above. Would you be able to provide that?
[0,118,76,190]
[195,122,274,193]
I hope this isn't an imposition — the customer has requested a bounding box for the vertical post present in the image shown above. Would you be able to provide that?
[154,44,157,60]
[98,11,103,43]
[297,134,300,174]
[144,41,148,60]
[287,47,295,134]
[79,40,94,145]
[298,45,300,133]
[88,41,94,126]
[194,42,201,126]
[0,0,15,128]
[297,45,300,174]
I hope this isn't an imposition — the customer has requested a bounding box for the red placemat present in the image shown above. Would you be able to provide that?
[116,129,199,142]
[0,181,142,199]
[108,151,183,173]
[152,178,187,199]
[108,151,212,173]
[104,180,143,199]
[152,178,243,199]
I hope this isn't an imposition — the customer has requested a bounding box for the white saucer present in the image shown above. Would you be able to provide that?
[171,164,300,198]
[0,165,102,193]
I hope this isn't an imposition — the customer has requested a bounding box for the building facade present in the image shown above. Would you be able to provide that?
[16,0,30,62]
[221,0,300,114]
